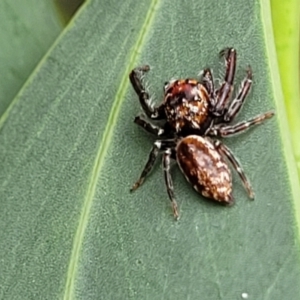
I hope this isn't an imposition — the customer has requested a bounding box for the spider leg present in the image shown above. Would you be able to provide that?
[201,68,215,104]
[129,65,165,120]
[130,141,160,191]
[134,116,165,136]
[214,48,237,115]
[223,66,252,122]
[214,140,254,199]
[130,139,176,191]
[208,111,275,137]
[163,149,179,220]
[219,47,236,86]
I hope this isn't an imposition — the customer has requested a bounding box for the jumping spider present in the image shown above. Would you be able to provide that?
[129,48,274,220]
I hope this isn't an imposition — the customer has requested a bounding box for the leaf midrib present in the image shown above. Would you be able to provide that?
[63,0,160,298]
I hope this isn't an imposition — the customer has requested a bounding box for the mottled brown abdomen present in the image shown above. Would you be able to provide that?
[176,135,233,204]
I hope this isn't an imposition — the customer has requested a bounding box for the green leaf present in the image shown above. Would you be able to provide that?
[55,0,86,25]
[1,0,300,299]
[271,0,300,183]
[0,0,62,116]
[270,0,300,244]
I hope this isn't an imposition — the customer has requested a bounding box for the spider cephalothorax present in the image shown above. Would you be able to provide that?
[163,79,211,134]
[129,47,274,220]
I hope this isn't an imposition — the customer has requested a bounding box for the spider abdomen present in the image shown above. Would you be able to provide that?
[164,79,211,134]
[176,135,233,204]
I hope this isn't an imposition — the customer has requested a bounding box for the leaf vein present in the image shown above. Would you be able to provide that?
[63,0,160,299]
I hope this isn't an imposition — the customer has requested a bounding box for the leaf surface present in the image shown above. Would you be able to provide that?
[271,0,300,185]
[0,0,62,116]
[0,0,299,299]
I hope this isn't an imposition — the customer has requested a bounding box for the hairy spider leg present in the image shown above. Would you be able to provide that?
[130,139,176,191]
[209,111,275,137]
[214,140,254,199]
[129,65,165,120]
[130,141,160,192]
[219,47,237,82]
[163,149,179,219]
[133,116,165,136]
[201,68,215,104]
[131,139,178,218]
[214,47,237,114]
[223,66,253,122]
